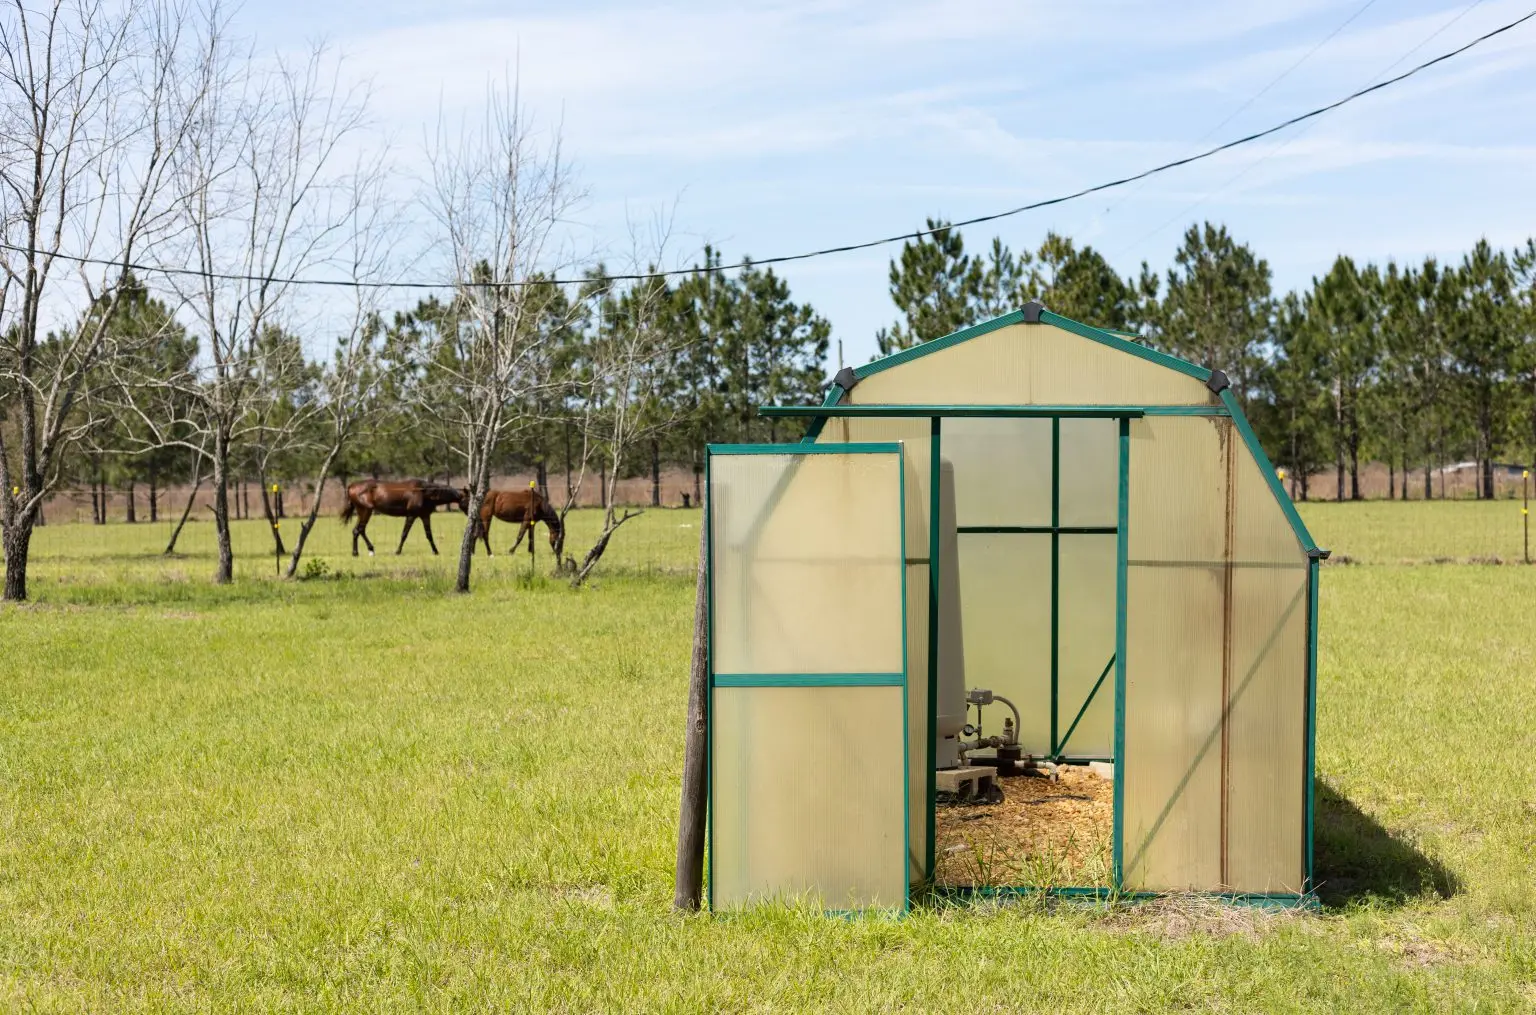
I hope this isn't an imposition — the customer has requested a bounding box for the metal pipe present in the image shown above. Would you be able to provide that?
[992,695,1022,745]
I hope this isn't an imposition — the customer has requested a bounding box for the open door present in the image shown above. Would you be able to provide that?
[707,443,909,911]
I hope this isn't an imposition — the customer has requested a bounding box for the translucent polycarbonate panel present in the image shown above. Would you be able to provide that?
[848,323,1217,406]
[1056,534,1117,757]
[956,533,1051,753]
[711,685,906,909]
[817,418,932,560]
[1127,416,1231,565]
[1225,565,1308,893]
[1122,564,1226,891]
[710,452,903,676]
[1058,418,1119,528]
[1232,437,1306,563]
[943,417,1052,527]
[905,561,929,884]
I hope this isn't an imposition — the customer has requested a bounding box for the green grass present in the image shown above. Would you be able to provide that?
[1298,499,1536,564]
[1,503,1534,1011]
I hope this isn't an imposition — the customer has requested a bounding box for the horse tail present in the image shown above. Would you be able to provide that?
[340,495,355,524]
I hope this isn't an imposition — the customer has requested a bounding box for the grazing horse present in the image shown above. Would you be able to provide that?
[478,487,564,559]
[341,480,467,556]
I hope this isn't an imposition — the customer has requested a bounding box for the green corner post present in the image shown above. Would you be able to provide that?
[1112,416,1130,891]
[1050,417,1060,755]
[1305,554,1320,892]
[925,416,941,886]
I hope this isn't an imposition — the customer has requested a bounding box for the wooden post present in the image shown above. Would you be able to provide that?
[673,503,709,912]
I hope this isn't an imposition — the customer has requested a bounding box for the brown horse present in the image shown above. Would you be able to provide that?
[478,487,564,559]
[341,480,467,556]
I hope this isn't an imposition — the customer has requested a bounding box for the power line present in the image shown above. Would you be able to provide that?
[5,5,1533,291]
[1112,0,1494,259]
[1098,0,1380,221]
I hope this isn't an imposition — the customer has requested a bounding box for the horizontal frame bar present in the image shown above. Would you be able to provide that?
[959,526,1116,535]
[707,441,900,456]
[1127,559,1309,570]
[932,885,1318,911]
[760,405,1147,419]
[713,672,904,688]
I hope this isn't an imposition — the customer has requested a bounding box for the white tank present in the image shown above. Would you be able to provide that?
[934,459,967,768]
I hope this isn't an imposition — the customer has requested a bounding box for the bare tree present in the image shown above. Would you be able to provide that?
[0,0,207,601]
[284,159,395,577]
[124,27,371,583]
[569,262,684,587]
[420,78,583,593]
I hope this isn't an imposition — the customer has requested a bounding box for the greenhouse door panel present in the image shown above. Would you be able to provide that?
[706,444,909,911]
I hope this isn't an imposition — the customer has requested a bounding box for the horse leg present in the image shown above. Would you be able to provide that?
[397,515,415,554]
[421,514,439,555]
[510,519,529,555]
[355,507,376,556]
[480,516,494,556]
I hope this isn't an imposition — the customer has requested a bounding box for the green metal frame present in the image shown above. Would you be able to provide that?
[933,885,1319,911]
[769,405,1151,419]
[708,441,901,456]
[925,417,941,887]
[1050,418,1061,754]
[704,442,911,914]
[1305,557,1320,891]
[1113,416,1130,891]
[1055,655,1115,758]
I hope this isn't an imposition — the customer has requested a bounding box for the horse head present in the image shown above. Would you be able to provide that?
[456,487,470,513]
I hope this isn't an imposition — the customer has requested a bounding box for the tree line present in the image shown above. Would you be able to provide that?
[881,219,1536,502]
[0,1,831,601]
[7,3,1533,605]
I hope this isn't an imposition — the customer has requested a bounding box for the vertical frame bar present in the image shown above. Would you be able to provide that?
[1050,416,1061,755]
[1112,416,1130,891]
[704,451,715,912]
[1305,555,1320,891]
[925,416,941,886]
[900,453,911,911]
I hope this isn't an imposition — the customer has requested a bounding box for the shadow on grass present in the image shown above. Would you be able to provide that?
[1313,779,1460,908]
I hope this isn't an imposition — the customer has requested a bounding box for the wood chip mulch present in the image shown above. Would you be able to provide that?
[934,765,1113,888]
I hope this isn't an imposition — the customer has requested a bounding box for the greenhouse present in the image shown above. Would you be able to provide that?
[703,302,1326,912]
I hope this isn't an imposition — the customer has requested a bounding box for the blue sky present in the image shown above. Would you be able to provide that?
[244,0,1536,366]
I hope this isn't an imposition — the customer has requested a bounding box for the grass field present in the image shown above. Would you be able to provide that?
[2,503,1534,1011]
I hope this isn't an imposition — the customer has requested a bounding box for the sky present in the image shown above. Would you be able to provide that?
[240,0,1536,367]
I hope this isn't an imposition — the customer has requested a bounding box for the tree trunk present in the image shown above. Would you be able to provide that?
[651,439,661,508]
[456,466,491,594]
[563,421,574,505]
[165,458,203,555]
[257,473,287,556]
[1300,472,1309,502]
[90,481,101,525]
[3,509,34,602]
[571,508,641,588]
[1482,458,1495,501]
[673,509,709,910]
[149,467,159,522]
[1424,455,1433,500]
[285,449,341,579]
[1389,461,1395,501]
[213,435,234,584]
[126,481,137,524]
[2,509,33,598]
[1335,457,1345,502]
